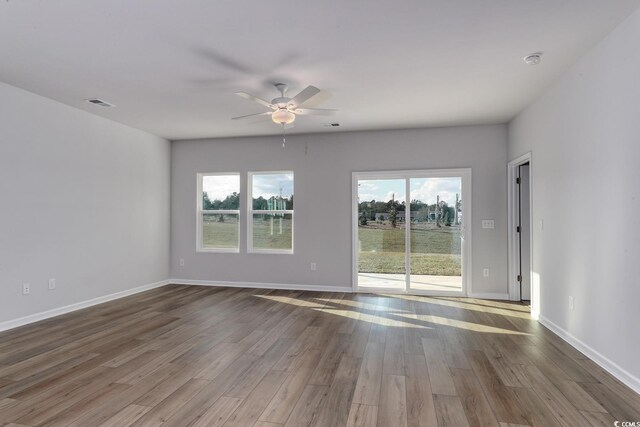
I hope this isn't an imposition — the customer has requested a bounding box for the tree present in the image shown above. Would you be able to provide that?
[359,211,368,226]
[253,196,268,210]
[220,192,240,210]
[203,192,213,210]
[388,200,398,228]
[410,199,427,213]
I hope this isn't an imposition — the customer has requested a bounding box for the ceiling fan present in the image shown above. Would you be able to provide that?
[232,83,337,126]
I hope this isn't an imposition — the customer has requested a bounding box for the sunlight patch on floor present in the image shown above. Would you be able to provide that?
[398,313,529,335]
[254,294,325,308]
[390,294,531,319]
[314,308,431,328]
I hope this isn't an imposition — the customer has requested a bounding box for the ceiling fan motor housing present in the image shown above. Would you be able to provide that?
[272,96,291,107]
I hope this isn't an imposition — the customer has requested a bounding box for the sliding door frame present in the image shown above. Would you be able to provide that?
[351,168,472,296]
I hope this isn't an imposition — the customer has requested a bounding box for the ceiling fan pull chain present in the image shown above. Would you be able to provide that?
[282,123,286,149]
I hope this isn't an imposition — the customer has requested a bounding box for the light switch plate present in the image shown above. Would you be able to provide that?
[481,219,495,229]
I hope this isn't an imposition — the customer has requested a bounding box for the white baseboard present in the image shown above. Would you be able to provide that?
[538,314,640,395]
[0,279,171,333]
[170,278,353,293]
[468,292,510,300]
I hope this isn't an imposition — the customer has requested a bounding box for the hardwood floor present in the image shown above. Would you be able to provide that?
[0,285,639,426]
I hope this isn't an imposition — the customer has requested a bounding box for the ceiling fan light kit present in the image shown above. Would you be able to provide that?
[272,108,296,125]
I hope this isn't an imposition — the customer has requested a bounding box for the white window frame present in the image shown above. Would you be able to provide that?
[247,171,294,254]
[351,168,472,296]
[196,172,240,253]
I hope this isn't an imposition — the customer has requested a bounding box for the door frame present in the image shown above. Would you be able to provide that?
[351,168,472,296]
[507,152,536,316]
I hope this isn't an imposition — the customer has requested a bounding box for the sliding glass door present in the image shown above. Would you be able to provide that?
[353,169,470,295]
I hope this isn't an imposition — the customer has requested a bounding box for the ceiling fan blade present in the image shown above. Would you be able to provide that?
[235,92,274,109]
[289,85,320,107]
[294,108,337,116]
[231,112,272,120]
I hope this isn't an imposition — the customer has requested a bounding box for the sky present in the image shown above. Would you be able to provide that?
[252,173,294,199]
[202,173,294,201]
[358,177,461,206]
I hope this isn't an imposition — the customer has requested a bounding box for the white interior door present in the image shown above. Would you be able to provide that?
[519,164,531,300]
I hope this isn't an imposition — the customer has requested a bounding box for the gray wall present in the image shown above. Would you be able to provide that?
[171,125,508,296]
[0,82,171,323]
[509,8,640,385]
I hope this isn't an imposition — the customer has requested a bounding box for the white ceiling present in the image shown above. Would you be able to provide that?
[1,1,638,140]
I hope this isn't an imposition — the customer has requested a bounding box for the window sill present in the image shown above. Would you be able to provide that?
[247,249,294,255]
[197,248,240,254]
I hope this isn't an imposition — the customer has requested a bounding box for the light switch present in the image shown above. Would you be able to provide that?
[481,219,495,229]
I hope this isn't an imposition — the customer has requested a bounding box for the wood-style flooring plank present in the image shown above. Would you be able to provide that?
[97,404,151,427]
[312,355,361,427]
[450,368,499,427]
[283,385,329,427]
[377,374,407,427]
[190,396,242,427]
[421,337,456,396]
[433,394,470,427]
[351,342,383,406]
[345,403,377,427]
[404,353,437,427]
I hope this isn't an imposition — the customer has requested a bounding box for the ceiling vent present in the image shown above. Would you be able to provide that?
[85,98,115,107]
[523,53,543,65]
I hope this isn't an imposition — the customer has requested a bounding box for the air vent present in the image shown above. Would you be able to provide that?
[85,98,115,107]
[323,123,340,128]
[523,53,543,66]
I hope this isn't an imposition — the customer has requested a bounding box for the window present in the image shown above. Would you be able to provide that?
[248,171,294,253]
[197,173,240,252]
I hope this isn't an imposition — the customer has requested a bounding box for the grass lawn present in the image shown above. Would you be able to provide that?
[252,215,292,250]
[358,223,461,275]
[204,215,293,250]
[203,215,238,248]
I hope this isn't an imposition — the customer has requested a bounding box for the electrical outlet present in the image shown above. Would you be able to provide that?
[310,262,317,271]
[22,283,30,295]
[483,268,490,277]
[569,296,574,310]
[179,258,185,267]
[48,278,56,290]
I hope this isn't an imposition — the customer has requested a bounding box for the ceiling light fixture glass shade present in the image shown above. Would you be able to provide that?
[272,108,295,125]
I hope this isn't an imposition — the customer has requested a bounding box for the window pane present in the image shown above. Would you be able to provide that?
[409,177,462,293]
[357,179,406,290]
[203,213,239,249]
[202,175,240,210]
[252,173,294,210]
[252,213,293,250]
